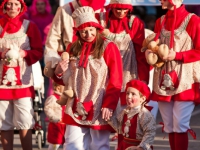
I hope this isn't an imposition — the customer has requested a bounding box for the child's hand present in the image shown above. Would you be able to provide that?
[101,108,113,121]
[125,146,143,150]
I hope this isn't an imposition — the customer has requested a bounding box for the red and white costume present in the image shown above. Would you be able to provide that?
[150,0,200,149]
[0,0,43,130]
[98,0,149,89]
[44,92,66,147]
[109,80,156,150]
[52,6,122,150]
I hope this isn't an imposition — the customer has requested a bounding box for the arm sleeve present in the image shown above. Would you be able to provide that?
[138,111,156,150]
[175,15,200,63]
[130,17,150,83]
[24,22,43,66]
[102,42,123,110]
[44,4,74,64]
[44,95,62,121]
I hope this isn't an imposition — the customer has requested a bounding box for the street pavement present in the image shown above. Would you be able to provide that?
[0,105,200,150]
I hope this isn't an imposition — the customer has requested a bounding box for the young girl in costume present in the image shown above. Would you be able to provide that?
[109,79,156,150]
[0,0,43,149]
[52,6,123,150]
[44,82,66,150]
[145,0,200,149]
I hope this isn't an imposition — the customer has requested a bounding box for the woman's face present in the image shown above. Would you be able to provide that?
[159,0,174,10]
[5,0,22,18]
[79,26,97,42]
[112,8,129,19]
[36,0,46,14]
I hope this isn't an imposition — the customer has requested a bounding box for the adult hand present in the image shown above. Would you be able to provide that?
[101,29,110,37]
[19,49,27,58]
[125,146,143,150]
[101,108,113,121]
[145,49,153,59]
[162,49,176,61]
[54,59,69,75]
[1,48,9,59]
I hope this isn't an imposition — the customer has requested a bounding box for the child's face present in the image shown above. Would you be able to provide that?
[126,87,145,108]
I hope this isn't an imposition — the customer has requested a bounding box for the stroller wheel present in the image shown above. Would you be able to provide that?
[37,133,42,149]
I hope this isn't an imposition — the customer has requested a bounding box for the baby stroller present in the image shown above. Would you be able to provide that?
[32,61,46,149]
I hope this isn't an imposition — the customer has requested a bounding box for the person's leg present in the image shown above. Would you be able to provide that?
[168,132,175,150]
[0,130,14,150]
[0,100,15,150]
[48,143,60,150]
[158,101,174,149]
[13,98,35,150]
[158,101,174,133]
[174,132,188,150]
[63,125,91,150]
[19,129,32,150]
[90,129,110,150]
[173,101,195,150]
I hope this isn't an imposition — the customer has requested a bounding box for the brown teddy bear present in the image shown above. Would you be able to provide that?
[55,52,74,106]
[141,33,169,68]
[43,52,74,106]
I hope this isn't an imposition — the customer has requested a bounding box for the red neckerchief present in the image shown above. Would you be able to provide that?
[155,5,188,49]
[79,39,95,68]
[109,13,130,34]
[0,14,23,38]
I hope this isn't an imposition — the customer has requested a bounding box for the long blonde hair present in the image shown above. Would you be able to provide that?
[70,30,104,59]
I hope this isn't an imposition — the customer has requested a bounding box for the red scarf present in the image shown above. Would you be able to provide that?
[0,14,23,38]
[155,5,188,49]
[109,14,130,34]
[79,39,95,68]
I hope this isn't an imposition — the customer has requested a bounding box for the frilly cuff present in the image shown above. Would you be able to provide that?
[139,142,152,150]
[44,51,61,68]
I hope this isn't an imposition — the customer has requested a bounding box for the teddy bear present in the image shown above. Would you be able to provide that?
[43,50,65,78]
[4,44,23,65]
[141,33,170,68]
[55,52,74,106]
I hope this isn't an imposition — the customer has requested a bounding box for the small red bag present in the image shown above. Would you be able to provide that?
[1,65,22,85]
[160,70,179,90]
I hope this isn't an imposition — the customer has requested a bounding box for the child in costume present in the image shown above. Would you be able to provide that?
[109,80,156,150]
[0,0,43,149]
[44,82,66,150]
[145,0,200,149]
[52,6,123,150]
